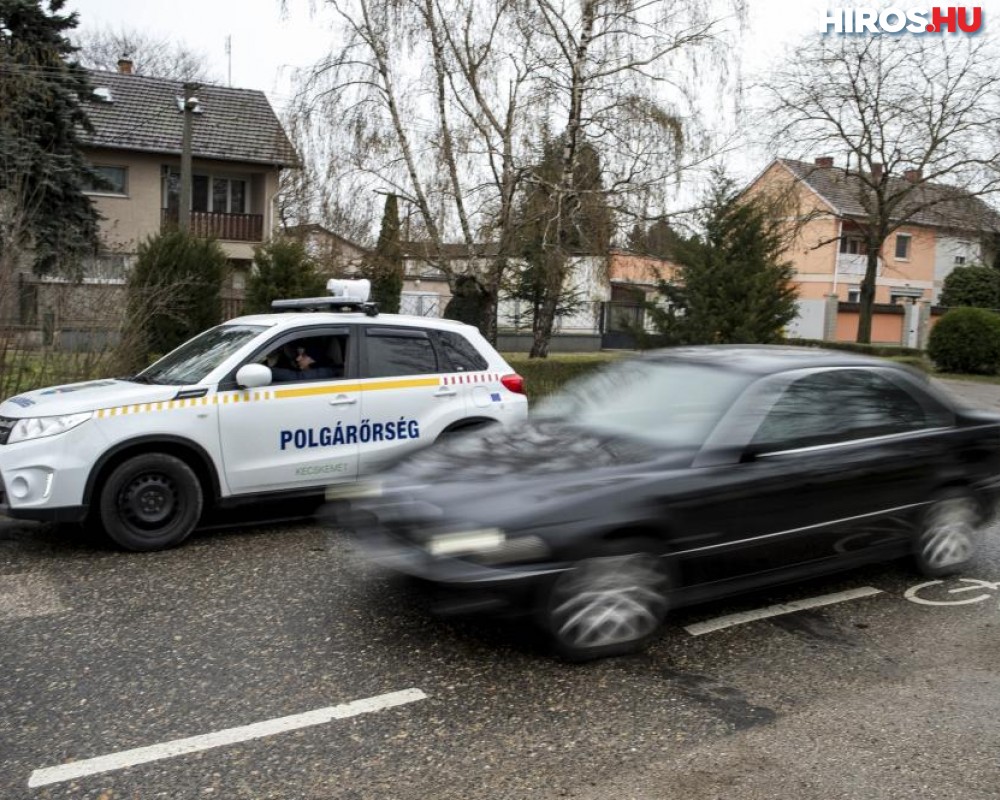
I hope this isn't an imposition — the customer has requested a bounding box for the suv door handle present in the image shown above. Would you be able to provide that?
[329,395,357,406]
[434,387,458,397]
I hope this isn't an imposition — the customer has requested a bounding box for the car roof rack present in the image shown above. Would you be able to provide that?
[270,297,380,317]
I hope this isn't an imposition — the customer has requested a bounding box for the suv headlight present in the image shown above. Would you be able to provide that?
[8,412,93,444]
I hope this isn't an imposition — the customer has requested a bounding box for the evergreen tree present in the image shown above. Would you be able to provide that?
[246,238,325,313]
[512,137,613,351]
[940,264,1000,309]
[125,230,225,364]
[626,218,684,259]
[0,0,100,274]
[444,275,489,326]
[648,170,798,345]
[363,194,403,313]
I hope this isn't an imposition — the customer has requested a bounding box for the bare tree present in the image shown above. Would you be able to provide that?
[291,0,544,342]
[293,0,739,348]
[74,27,217,83]
[761,35,1000,344]
[519,0,731,356]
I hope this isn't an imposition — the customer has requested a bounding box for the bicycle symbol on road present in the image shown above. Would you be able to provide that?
[904,577,1000,607]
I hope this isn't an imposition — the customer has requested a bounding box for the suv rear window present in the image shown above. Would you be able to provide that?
[435,330,488,372]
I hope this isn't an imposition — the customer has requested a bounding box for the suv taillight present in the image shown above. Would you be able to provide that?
[501,373,526,395]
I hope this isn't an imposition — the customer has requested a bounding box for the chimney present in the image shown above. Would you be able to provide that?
[814,157,834,168]
[871,163,884,182]
[117,57,133,75]
[904,168,923,183]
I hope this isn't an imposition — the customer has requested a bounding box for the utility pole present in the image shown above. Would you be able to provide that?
[179,82,200,233]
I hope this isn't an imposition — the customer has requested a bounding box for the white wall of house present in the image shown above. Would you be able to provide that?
[934,236,984,302]
[496,255,610,334]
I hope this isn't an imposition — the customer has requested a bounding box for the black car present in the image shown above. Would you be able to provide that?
[348,346,1000,660]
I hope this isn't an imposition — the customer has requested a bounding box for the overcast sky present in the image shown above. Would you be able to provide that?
[64,1,845,109]
[63,0,1000,210]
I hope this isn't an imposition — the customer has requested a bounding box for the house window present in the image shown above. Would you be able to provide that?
[84,165,128,196]
[163,169,249,213]
[895,233,912,260]
[847,286,861,303]
[839,238,867,255]
[954,255,967,266]
[890,288,923,304]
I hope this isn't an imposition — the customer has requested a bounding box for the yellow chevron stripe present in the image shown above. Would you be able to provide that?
[92,373,468,418]
[273,377,439,400]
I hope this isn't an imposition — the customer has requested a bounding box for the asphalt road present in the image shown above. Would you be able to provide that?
[1,377,999,800]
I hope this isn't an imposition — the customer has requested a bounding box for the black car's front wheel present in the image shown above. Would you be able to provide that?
[543,544,670,661]
[914,489,979,577]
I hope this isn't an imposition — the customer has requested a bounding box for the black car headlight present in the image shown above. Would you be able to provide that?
[425,529,550,564]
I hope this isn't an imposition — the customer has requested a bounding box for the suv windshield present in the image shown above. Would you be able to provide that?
[533,357,751,448]
[137,324,267,385]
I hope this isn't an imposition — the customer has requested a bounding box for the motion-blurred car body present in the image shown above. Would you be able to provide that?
[351,346,1000,660]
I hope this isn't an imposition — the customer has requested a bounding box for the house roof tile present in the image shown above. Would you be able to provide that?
[80,70,298,167]
[780,158,1000,233]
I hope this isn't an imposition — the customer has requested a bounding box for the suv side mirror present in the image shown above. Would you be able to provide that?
[236,363,272,389]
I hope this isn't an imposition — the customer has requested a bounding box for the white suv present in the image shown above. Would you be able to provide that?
[0,284,528,550]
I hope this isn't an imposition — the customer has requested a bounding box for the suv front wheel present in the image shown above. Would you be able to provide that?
[98,453,204,551]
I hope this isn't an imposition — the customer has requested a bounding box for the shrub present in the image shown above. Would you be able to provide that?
[125,229,226,369]
[940,265,1000,309]
[504,353,621,401]
[927,307,1000,375]
[246,238,325,313]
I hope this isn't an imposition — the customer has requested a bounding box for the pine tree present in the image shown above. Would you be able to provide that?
[513,137,613,354]
[648,170,798,345]
[0,0,100,274]
[363,194,403,313]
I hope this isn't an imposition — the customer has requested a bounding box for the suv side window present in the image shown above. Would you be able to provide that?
[258,334,348,383]
[365,328,439,377]
[434,330,487,372]
[752,369,934,452]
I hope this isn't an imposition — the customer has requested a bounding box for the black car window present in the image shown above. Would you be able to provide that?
[752,369,936,452]
[435,330,488,372]
[365,333,439,377]
[534,359,750,448]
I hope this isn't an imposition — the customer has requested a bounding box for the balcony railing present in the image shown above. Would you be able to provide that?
[837,253,883,276]
[161,209,264,242]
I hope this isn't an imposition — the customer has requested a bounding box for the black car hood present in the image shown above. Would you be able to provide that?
[367,421,694,532]
[394,420,669,481]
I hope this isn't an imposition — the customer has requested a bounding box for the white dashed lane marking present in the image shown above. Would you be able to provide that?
[683,587,883,636]
[28,689,428,788]
[0,573,68,623]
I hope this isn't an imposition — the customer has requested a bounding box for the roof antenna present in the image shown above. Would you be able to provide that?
[225,35,232,86]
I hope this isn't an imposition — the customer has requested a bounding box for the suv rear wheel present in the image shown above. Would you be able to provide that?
[98,453,203,551]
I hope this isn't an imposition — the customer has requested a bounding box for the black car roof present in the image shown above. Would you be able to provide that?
[642,345,904,376]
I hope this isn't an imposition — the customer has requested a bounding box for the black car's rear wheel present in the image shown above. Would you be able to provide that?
[544,544,669,661]
[914,490,979,577]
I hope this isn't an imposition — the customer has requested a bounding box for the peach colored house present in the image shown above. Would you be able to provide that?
[12,64,298,342]
[745,157,1000,343]
[79,66,297,274]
